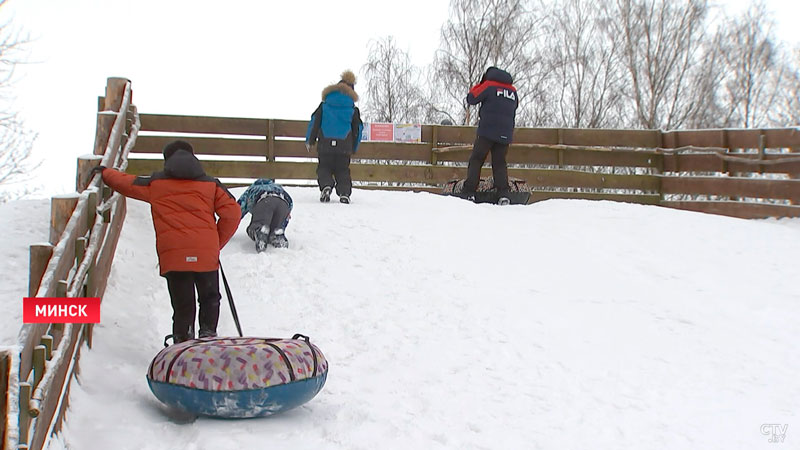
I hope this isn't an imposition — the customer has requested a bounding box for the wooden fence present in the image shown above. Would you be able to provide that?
[127,116,800,219]
[4,75,799,450]
[3,78,137,450]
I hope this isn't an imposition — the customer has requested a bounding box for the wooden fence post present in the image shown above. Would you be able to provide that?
[29,244,54,297]
[32,346,45,387]
[40,336,53,360]
[76,155,103,192]
[18,382,32,446]
[430,125,439,165]
[267,119,275,162]
[1,351,9,449]
[104,77,129,113]
[49,194,80,245]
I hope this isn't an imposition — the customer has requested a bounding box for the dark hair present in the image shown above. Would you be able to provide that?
[163,140,194,160]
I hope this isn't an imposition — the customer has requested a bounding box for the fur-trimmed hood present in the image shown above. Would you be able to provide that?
[321,70,359,102]
[322,82,358,102]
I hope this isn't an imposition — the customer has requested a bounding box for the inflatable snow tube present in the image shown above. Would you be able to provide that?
[443,176,531,205]
[146,334,328,418]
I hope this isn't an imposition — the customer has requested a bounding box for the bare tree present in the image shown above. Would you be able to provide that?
[611,0,712,129]
[544,0,625,128]
[717,3,784,128]
[430,0,546,125]
[0,0,38,202]
[770,48,800,126]
[361,36,427,123]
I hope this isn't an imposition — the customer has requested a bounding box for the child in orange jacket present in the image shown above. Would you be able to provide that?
[94,140,241,344]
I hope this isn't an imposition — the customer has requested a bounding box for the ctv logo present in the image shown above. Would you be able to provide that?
[23,297,101,323]
[761,424,788,443]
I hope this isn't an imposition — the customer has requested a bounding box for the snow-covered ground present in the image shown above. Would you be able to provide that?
[0,199,50,344]
[3,189,798,449]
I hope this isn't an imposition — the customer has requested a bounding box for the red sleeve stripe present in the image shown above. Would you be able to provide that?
[469,80,516,97]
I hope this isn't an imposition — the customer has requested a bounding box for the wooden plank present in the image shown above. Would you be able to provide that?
[435,126,479,144]
[93,113,115,156]
[140,113,268,136]
[529,191,662,205]
[134,136,435,162]
[49,327,85,438]
[28,325,82,450]
[127,158,660,191]
[94,198,127,300]
[508,128,560,145]
[560,128,661,148]
[29,244,54,297]
[17,324,49,387]
[134,135,267,157]
[661,176,800,202]
[663,128,800,150]
[278,141,433,161]
[662,201,800,219]
[103,77,129,113]
[435,146,662,168]
[663,152,800,174]
[271,119,308,139]
[49,195,80,245]
[517,169,660,191]
[663,129,724,149]
[1,350,8,449]
[762,128,800,149]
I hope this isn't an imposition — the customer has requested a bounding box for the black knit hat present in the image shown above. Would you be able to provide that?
[163,140,194,160]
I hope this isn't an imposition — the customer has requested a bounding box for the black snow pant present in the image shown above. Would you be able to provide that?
[317,152,352,197]
[164,270,221,342]
[246,196,290,240]
[463,135,510,196]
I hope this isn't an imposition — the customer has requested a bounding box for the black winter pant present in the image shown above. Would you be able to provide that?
[164,270,221,341]
[463,135,510,196]
[317,152,352,197]
[246,196,290,240]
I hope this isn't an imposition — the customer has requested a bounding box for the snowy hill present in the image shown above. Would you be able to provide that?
[3,188,798,449]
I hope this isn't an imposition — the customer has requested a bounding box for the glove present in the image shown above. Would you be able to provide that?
[90,165,106,177]
[305,142,312,152]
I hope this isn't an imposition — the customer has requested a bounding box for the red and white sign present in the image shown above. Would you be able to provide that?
[23,297,101,324]
[369,123,394,141]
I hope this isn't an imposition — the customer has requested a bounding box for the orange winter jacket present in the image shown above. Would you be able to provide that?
[101,150,241,275]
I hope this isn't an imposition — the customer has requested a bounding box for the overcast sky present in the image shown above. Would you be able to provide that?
[3,0,799,196]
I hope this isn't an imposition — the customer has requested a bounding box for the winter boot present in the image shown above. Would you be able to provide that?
[339,195,350,204]
[255,225,270,253]
[268,228,289,248]
[320,186,332,203]
[198,328,217,339]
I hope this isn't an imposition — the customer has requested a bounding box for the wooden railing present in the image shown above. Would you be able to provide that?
[127,116,800,219]
[4,76,798,449]
[3,78,138,450]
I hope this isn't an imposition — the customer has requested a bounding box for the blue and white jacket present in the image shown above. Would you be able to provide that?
[237,179,293,228]
[305,81,363,154]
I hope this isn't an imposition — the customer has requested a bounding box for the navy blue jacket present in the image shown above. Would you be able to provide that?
[306,83,364,154]
[466,67,518,144]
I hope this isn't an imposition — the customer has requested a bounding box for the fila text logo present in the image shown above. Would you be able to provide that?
[496,89,516,100]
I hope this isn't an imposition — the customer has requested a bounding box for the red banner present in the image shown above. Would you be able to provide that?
[23,297,101,323]
[370,123,394,141]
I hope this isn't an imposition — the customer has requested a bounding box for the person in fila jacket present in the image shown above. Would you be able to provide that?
[305,70,364,204]
[237,178,293,252]
[91,140,241,344]
[462,66,519,204]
